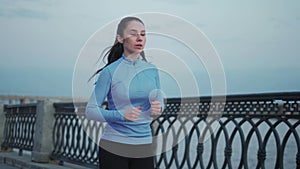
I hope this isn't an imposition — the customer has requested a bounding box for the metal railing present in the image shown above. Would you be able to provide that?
[1,92,300,168]
[51,102,100,167]
[51,92,300,169]
[1,103,37,155]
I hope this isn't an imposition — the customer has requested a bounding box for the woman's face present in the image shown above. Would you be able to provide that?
[119,20,146,58]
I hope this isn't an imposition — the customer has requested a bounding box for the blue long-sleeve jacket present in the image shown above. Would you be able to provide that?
[86,54,164,145]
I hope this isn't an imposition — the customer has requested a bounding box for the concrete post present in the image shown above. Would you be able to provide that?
[0,104,5,151]
[31,99,57,163]
[20,97,30,104]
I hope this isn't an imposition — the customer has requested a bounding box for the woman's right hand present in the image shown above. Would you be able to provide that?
[124,107,142,122]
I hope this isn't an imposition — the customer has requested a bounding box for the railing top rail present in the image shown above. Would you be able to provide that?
[53,102,87,114]
[4,103,38,110]
[53,102,87,109]
[224,91,300,101]
[162,91,300,103]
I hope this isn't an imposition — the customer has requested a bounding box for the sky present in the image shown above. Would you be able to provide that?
[0,0,300,99]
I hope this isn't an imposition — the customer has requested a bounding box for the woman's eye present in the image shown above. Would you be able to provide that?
[129,32,145,37]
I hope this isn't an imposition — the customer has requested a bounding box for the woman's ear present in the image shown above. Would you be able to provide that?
[116,35,124,44]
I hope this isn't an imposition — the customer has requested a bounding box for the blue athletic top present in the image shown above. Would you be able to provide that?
[86,54,164,145]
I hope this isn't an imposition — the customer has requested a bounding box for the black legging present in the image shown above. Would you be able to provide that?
[99,139,154,169]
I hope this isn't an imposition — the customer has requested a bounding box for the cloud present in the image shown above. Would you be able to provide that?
[0,0,50,20]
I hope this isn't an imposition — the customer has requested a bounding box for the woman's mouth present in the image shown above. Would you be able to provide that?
[135,44,143,49]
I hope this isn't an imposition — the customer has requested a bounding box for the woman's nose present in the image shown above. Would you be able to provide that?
[136,35,142,41]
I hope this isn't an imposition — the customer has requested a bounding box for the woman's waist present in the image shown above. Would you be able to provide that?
[105,120,152,135]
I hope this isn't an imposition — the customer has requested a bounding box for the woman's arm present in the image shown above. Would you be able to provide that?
[85,68,124,122]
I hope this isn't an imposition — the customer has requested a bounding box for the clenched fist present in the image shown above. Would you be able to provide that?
[150,100,162,115]
[124,107,142,122]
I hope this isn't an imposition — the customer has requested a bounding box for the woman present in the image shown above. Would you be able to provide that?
[85,16,164,169]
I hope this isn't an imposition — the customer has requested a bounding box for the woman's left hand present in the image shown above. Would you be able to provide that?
[150,100,162,115]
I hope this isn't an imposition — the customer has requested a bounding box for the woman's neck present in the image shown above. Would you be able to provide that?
[124,51,139,60]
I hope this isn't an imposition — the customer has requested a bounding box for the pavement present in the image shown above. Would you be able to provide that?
[0,151,92,169]
[0,163,18,169]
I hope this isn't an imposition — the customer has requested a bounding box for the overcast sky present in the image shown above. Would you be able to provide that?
[0,0,299,98]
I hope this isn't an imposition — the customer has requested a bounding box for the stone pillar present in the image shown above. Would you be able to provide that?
[20,97,30,104]
[0,104,5,151]
[31,99,57,163]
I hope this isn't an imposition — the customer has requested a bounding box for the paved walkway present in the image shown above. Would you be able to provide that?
[0,163,18,169]
[0,151,91,169]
